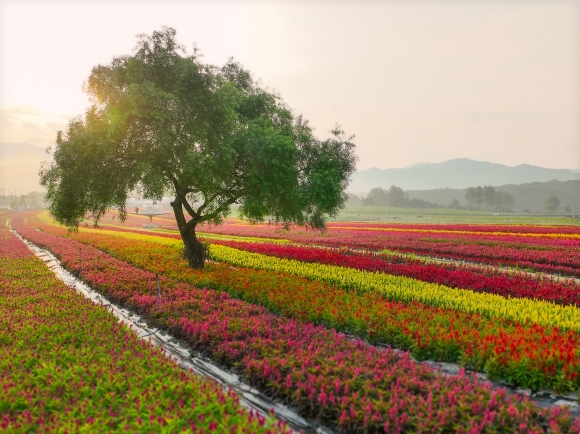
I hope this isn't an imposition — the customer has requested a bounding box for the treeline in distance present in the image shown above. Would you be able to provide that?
[348,185,515,211]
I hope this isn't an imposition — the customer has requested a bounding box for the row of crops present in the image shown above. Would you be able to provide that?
[26,217,580,388]
[5,211,580,432]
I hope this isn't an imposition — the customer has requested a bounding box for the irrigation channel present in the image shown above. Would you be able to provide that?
[10,224,580,425]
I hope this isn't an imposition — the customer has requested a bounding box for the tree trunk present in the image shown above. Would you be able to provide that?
[171,198,206,269]
[182,228,206,269]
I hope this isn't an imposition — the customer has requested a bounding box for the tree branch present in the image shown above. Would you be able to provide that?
[199,197,239,222]
[180,216,197,236]
[169,174,199,221]
[182,198,199,221]
[196,192,219,216]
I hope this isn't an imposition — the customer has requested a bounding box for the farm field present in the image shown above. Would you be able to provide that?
[332,207,580,226]
[6,210,580,432]
[0,216,287,433]
[7,10,580,434]
[83,209,580,277]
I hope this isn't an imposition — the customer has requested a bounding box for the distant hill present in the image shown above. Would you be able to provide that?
[0,143,52,194]
[406,179,580,213]
[348,158,580,192]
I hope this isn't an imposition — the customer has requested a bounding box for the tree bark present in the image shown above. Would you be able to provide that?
[181,228,206,269]
[171,197,206,269]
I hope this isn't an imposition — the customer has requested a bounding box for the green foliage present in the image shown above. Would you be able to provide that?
[474,186,484,207]
[387,185,405,206]
[483,185,496,209]
[465,185,515,211]
[365,187,388,206]
[40,27,357,241]
[361,185,406,208]
[346,193,363,206]
[545,194,561,214]
[465,187,475,209]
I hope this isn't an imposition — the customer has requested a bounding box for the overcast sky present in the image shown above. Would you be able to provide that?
[1,0,579,170]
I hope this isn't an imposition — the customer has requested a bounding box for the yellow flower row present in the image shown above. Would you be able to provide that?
[81,227,182,246]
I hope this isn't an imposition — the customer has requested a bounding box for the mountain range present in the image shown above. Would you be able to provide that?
[349,158,580,193]
[2,143,579,203]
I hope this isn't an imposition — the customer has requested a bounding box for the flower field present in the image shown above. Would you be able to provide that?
[85,210,580,277]
[70,216,580,308]
[21,215,580,391]
[61,211,580,306]
[9,212,580,432]
[209,240,580,306]
[198,219,580,278]
[0,217,287,433]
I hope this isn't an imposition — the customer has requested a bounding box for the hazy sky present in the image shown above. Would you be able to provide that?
[1,0,579,170]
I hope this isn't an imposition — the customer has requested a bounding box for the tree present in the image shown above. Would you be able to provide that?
[545,195,561,214]
[564,205,571,214]
[474,186,484,208]
[361,196,375,207]
[450,199,460,209]
[387,185,405,207]
[366,188,389,207]
[346,193,362,207]
[483,185,496,210]
[465,187,475,209]
[507,192,515,210]
[495,190,515,211]
[40,28,357,268]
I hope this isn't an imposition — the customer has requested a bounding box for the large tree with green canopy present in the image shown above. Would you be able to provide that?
[40,27,357,268]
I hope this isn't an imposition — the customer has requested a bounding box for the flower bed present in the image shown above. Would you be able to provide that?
[72,222,580,307]
[68,222,580,306]
[325,222,580,236]
[10,215,580,432]
[22,216,580,393]
[74,210,580,276]
[200,223,580,277]
[212,240,580,307]
[0,218,285,433]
